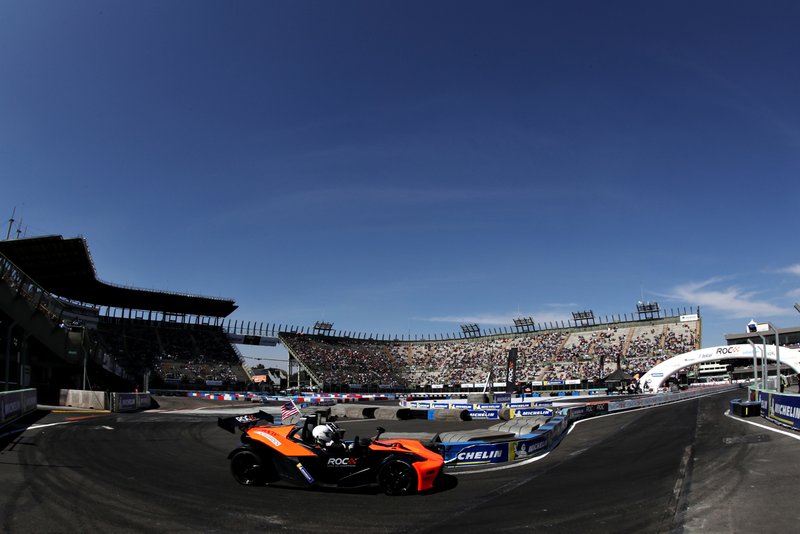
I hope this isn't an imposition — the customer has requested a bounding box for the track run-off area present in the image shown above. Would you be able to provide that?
[2,388,799,534]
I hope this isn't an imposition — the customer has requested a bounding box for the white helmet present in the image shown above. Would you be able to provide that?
[312,423,342,445]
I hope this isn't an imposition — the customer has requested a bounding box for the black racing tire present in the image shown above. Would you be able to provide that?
[230,449,268,486]
[378,459,417,496]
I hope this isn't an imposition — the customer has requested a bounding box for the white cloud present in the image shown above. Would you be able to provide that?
[668,278,783,319]
[777,264,800,276]
[787,288,800,298]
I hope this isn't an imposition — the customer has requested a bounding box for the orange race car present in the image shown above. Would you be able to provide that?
[218,411,445,496]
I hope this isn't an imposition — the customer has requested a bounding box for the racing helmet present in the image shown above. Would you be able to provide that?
[312,423,343,445]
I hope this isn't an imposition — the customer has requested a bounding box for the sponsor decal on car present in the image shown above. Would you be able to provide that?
[327,457,359,467]
[253,429,282,447]
[296,462,314,483]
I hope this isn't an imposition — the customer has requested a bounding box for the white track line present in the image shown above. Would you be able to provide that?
[723,410,800,441]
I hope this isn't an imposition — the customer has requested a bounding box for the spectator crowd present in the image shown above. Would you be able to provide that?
[280,319,700,389]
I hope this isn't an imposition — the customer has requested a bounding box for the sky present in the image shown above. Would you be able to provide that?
[2,1,800,368]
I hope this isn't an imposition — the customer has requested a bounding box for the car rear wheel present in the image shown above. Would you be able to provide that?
[378,459,417,496]
[230,449,267,486]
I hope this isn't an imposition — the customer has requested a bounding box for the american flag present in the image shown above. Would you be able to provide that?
[280,401,300,422]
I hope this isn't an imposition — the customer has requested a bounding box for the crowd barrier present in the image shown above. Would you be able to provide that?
[0,388,37,428]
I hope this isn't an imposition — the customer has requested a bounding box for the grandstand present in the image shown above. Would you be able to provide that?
[0,235,246,401]
[280,312,701,392]
[1,234,701,400]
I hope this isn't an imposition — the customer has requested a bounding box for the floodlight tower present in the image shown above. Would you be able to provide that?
[313,321,334,335]
[513,317,536,333]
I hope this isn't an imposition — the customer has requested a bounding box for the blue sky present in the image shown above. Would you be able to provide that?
[2,1,800,366]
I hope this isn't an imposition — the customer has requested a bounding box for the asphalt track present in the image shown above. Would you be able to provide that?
[1,389,799,533]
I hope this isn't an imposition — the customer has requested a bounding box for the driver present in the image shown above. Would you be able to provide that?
[312,422,345,451]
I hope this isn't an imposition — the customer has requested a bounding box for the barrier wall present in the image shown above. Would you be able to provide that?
[111,392,152,412]
[439,385,738,466]
[60,389,109,410]
[0,388,38,428]
[750,387,800,431]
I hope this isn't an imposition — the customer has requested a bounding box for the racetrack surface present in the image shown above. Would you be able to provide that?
[2,389,798,533]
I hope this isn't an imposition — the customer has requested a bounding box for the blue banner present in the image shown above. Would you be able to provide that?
[448,442,510,464]
[509,402,532,408]
[476,403,503,409]
[453,403,473,410]
[513,408,553,417]
[493,393,512,403]
[759,391,800,430]
[511,435,549,460]
[468,410,500,420]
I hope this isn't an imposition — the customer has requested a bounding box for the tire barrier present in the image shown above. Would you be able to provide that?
[436,429,516,443]
[729,398,760,417]
[0,388,37,429]
[489,416,549,435]
[331,404,415,420]
[429,409,471,422]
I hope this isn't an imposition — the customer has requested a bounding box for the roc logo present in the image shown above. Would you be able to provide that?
[715,346,741,355]
[327,457,358,467]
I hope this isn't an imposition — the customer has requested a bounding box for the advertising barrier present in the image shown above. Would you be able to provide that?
[112,392,152,412]
[512,407,553,418]
[467,409,500,420]
[510,433,549,460]
[0,389,37,428]
[443,441,511,465]
[757,390,800,430]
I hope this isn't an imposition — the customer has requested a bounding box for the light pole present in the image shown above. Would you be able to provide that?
[747,340,759,385]
[748,320,769,390]
[767,322,782,392]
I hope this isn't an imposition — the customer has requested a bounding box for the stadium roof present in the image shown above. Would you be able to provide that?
[0,235,237,317]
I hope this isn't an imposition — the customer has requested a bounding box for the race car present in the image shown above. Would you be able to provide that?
[218,411,444,495]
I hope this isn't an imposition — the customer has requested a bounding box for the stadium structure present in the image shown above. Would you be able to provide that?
[0,233,732,401]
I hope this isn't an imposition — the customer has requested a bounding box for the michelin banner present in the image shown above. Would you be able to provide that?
[445,442,510,465]
[758,391,800,431]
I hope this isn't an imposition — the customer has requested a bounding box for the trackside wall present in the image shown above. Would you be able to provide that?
[0,388,37,429]
[749,386,800,431]
[441,385,739,466]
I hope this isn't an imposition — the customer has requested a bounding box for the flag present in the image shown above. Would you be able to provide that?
[280,401,300,423]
